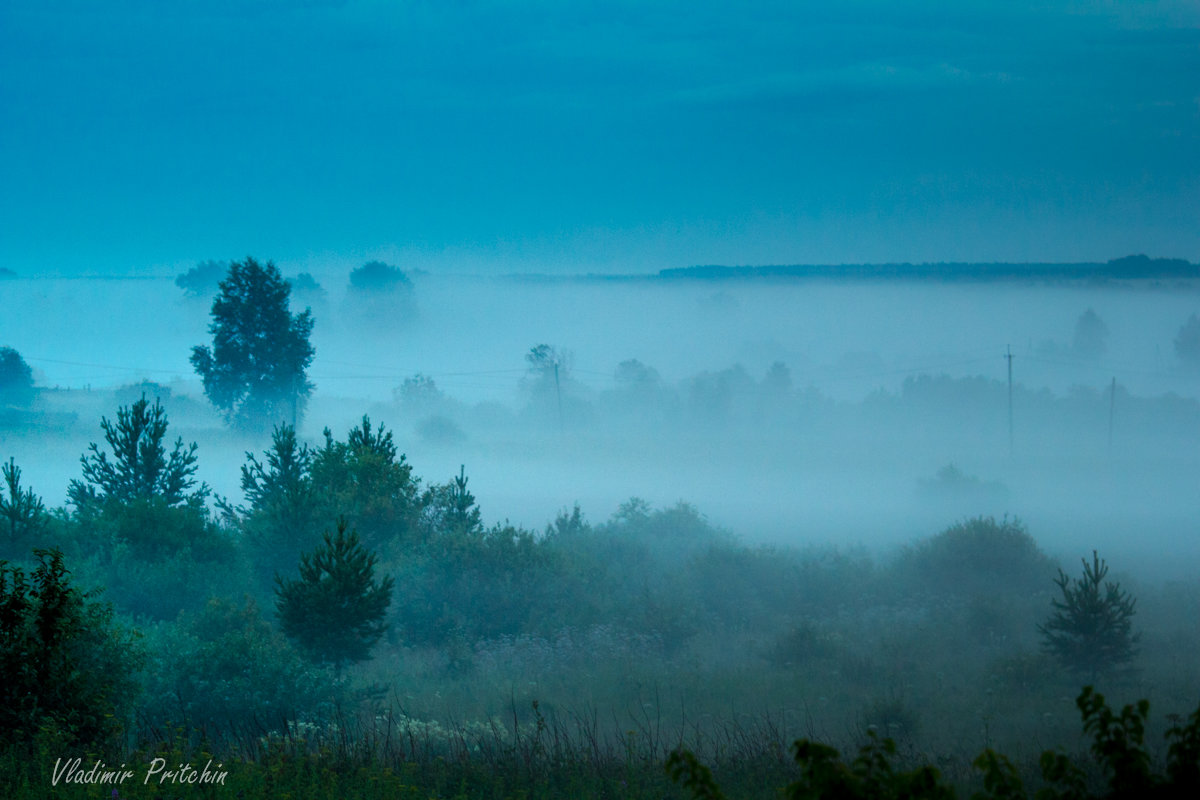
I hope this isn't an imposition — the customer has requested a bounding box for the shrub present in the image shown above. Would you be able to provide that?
[0,548,142,750]
[143,596,332,735]
[668,687,1200,799]
[893,516,1057,599]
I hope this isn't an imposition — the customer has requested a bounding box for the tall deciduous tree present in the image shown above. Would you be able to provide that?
[0,346,35,408]
[191,257,315,429]
[275,519,393,667]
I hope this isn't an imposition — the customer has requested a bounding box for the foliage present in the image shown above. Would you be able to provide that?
[1072,308,1109,358]
[419,465,483,539]
[288,271,324,295]
[1,458,46,557]
[229,425,322,584]
[1039,551,1139,680]
[143,596,333,733]
[0,345,35,407]
[894,516,1057,599]
[524,343,571,394]
[310,416,420,553]
[0,548,142,750]
[67,395,207,511]
[1174,313,1200,368]
[670,687,1200,800]
[395,372,447,415]
[275,519,394,666]
[348,260,411,292]
[190,257,315,429]
[174,259,228,297]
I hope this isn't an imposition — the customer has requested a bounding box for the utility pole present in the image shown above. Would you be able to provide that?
[1006,345,1014,456]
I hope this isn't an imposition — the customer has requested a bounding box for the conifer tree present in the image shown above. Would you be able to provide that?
[1,458,45,552]
[67,395,206,511]
[275,519,394,666]
[1039,550,1139,680]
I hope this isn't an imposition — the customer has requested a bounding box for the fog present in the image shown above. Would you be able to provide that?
[4,270,1199,578]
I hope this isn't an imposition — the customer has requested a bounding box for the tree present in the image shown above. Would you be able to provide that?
[0,548,142,749]
[1174,313,1200,369]
[310,417,420,552]
[0,346,35,407]
[227,425,321,585]
[67,396,206,511]
[174,259,228,297]
[1039,551,1139,681]
[348,260,411,293]
[190,257,315,429]
[420,465,483,540]
[66,397,219,566]
[1,458,46,557]
[275,519,394,667]
[1072,308,1109,358]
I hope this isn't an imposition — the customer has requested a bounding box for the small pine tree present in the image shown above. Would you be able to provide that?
[1,458,46,553]
[67,395,206,511]
[1039,551,1139,681]
[275,519,394,667]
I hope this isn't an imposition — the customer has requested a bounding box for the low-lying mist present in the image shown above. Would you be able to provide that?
[3,271,1199,579]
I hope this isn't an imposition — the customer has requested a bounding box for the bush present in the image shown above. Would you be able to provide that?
[892,516,1057,599]
[142,596,333,735]
[0,548,142,750]
[668,686,1200,799]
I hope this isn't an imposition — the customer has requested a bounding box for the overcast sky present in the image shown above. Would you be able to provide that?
[1,0,1197,276]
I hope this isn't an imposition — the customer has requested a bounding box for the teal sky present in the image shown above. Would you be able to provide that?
[1,0,1198,276]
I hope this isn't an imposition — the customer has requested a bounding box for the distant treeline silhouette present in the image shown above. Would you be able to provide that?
[658,254,1198,282]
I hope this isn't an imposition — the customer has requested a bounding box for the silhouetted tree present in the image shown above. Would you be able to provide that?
[349,261,411,292]
[66,397,222,570]
[310,417,420,552]
[190,257,315,429]
[67,396,206,511]
[1174,313,1200,368]
[0,548,141,749]
[1,459,46,556]
[229,425,321,584]
[1039,551,1139,681]
[0,346,34,407]
[275,519,393,666]
[1073,308,1109,358]
[174,259,228,297]
[420,465,483,539]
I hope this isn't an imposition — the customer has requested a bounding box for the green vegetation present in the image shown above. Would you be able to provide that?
[190,256,316,429]
[668,687,1200,799]
[0,345,35,408]
[2,398,1199,797]
[1039,551,1140,681]
[0,548,141,751]
[275,519,394,667]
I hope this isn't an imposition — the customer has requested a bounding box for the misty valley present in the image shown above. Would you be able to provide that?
[2,262,1200,798]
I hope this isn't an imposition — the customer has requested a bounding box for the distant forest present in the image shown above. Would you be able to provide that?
[657,254,1199,282]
